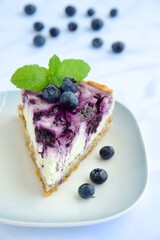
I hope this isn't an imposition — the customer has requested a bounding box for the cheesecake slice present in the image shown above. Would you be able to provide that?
[18,80,115,196]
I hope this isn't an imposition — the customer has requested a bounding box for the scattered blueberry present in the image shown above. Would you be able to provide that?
[24,4,36,15]
[33,22,44,32]
[112,41,125,53]
[68,22,78,31]
[109,8,118,17]
[33,35,46,47]
[49,27,60,37]
[78,183,95,199]
[92,38,103,48]
[99,146,115,160]
[42,84,61,103]
[60,91,78,110]
[60,78,77,93]
[90,168,108,184]
[87,8,95,17]
[91,18,104,31]
[65,5,76,17]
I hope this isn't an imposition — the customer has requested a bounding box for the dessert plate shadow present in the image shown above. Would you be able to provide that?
[0,91,148,227]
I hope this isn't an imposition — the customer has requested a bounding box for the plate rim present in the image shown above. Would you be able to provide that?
[0,90,148,227]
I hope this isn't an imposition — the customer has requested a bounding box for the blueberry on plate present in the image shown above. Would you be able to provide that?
[78,183,95,199]
[90,168,108,184]
[112,41,125,53]
[33,22,44,32]
[91,18,103,31]
[49,27,60,37]
[92,38,103,48]
[109,8,118,17]
[33,35,46,47]
[42,84,61,103]
[68,22,78,31]
[99,146,115,160]
[65,5,76,17]
[24,4,36,15]
[87,8,95,17]
[60,78,77,93]
[60,91,78,110]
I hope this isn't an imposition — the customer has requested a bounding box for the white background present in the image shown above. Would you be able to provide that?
[0,0,160,239]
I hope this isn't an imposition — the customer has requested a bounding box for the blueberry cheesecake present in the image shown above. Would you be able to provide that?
[11,55,115,196]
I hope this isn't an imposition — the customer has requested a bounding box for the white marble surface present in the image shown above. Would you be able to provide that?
[0,0,160,239]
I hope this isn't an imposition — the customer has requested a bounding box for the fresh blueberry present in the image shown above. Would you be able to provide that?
[42,84,61,103]
[49,27,60,37]
[78,183,95,199]
[24,4,36,15]
[60,78,77,93]
[109,8,118,17]
[112,41,125,53]
[99,146,115,160]
[91,18,104,31]
[60,91,78,110]
[68,22,78,31]
[90,168,108,184]
[65,5,76,17]
[87,8,95,17]
[33,22,44,32]
[33,35,46,47]
[92,38,103,48]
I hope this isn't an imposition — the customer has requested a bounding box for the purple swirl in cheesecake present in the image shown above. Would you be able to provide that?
[22,82,114,157]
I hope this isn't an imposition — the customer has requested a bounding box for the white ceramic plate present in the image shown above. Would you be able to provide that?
[0,91,148,227]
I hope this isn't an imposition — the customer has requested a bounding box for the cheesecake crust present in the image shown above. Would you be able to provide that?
[86,80,113,93]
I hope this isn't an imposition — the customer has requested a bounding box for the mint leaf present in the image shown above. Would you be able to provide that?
[51,75,63,87]
[11,65,49,91]
[57,59,90,82]
[48,54,61,76]
[48,55,63,86]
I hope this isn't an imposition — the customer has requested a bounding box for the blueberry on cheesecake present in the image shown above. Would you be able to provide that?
[11,54,115,196]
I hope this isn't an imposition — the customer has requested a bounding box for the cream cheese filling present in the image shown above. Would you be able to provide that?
[22,91,115,187]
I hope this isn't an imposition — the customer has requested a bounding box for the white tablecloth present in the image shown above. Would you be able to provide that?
[0,0,160,239]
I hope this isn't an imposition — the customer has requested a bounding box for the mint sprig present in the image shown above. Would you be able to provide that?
[11,54,90,91]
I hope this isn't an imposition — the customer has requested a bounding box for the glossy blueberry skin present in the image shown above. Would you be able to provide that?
[87,8,95,17]
[99,146,115,160]
[60,78,77,93]
[91,18,104,31]
[78,183,95,199]
[112,41,125,53]
[90,168,108,184]
[33,22,44,32]
[42,84,61,103]
[49,27,60,37]
[60,91,78,110]
[65,6,76,17]
[92,38,103,48]
[68,22,78,31]
[24,4,36,15]
[109,8,118,17]
[33,35,46,47]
